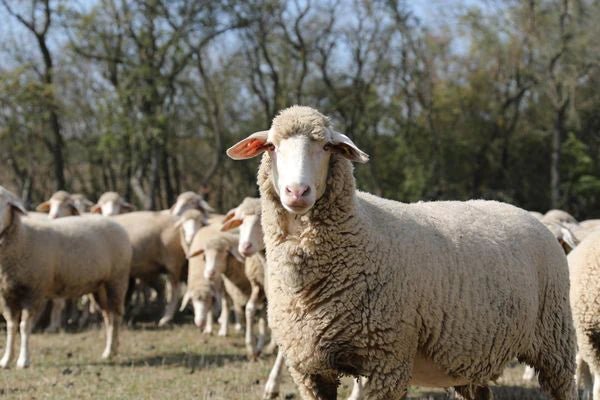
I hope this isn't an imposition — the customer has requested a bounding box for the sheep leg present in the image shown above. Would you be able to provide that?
[233,306,244,332]
[100,310,120,359]
[576,354,593,400]
[46,298,66,333]
[288,366,338,400]
[360,359,411,400]
[347,377,366,400]
[17,307,39,369]
[218,295,229,337]
[256,313,267,355]
[263,349,285,399]
[158,280,180,327]
[203,307,214,334]
[245,285,261,359]
[0,307,19,368]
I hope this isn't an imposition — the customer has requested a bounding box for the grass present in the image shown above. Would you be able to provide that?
[0,321,550,400]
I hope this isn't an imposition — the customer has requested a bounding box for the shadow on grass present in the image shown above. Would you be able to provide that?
[409,385,547,400]
[116,352,247,370]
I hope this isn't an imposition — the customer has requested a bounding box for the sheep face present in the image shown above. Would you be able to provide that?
[176,209,208,247]
[170,192,213,217]
[188,240,243,281]
[221,200,264,256]
[0,186,27,234]
[91,192,135,216]
[227,106,368,215]
[36,191,79,219]
[238,214,264,257]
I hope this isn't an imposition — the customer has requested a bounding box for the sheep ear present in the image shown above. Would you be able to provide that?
[560,227,578,251]
[90,204,102,214]
[199,198,214,213]
[329,131,369,163]
[121,201,136,212]
[221,207,242,231]
[68,202,80,215]
[227,130,270,160]
[9,199,27,215]
[229,245,245,263]
[187,248,204,259]
[36,201,51,213]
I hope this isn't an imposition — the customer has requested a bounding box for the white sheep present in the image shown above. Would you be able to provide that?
[227,105,576,400]
[185,225,249,337]
[567,230,600,400]
[110,210,187,326]
[0,186,131,368]
[34,191,98,332]
[91,191,136,216]
[543,209,578,225]
[170,191,214,218]
[222,197,268,358]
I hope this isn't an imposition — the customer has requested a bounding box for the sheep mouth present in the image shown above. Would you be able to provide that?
[282,201,312,215]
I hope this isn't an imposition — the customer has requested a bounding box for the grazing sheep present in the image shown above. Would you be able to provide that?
[91,192,136,216]
[170,191,214,218]
[227,105,576,400]
[110,211,187,326]
[543,209,578,225]
[186,226,249,337]
[0,186,131,368]
[568,230,600,400]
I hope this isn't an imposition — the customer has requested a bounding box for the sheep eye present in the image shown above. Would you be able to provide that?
[323,143,332,151]
[265,143,275,152]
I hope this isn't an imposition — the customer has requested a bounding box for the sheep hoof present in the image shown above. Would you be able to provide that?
[16,358,29,369]
[218,328,227,337]
[158,317,171,327]
[101,350,112,360]
[263,390,279,399]
[234,323,243,332]
[0,359,10,369]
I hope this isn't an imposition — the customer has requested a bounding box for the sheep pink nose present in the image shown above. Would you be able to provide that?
[240,242,253,255]
[285,184,310,200]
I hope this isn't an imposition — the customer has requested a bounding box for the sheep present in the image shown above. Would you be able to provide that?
[34,191,98,332]
[227,105,576,400]
[567,229,600,400]
[222,197,268,357]
[179,224,229,335]
[170,191,214,218]
[36,190,79,219]
[185,225,249,337]
[543,209,578,225]
[0,186,131,368]
[110,211,187,326]
[91,191,136,216]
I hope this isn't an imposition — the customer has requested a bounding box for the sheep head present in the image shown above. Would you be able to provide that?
[221,197,264,257]
[0,186,27,236]
[91,192,135,216]
[170,191,214,217]
[227,106,368,215]
[37,191,79,219]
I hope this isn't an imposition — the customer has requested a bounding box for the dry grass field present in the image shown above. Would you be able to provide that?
[0,320,552,400]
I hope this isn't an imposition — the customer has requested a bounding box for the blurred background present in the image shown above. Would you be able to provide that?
[1,0,599,217]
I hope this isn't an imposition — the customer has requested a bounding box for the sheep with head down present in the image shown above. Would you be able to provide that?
[0,186,131,368]
[227,105,576,400]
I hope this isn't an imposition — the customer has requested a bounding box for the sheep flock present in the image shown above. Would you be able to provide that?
[3,105,600,400]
